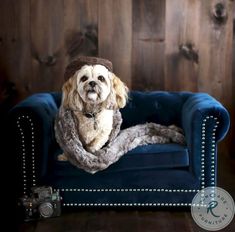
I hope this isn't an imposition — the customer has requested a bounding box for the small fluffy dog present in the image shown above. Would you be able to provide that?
[58,57,128,160]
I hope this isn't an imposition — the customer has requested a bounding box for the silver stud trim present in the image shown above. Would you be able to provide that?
[17,115,36,193]
[57,188,199,193]
[62,203,192,207]
[201,116,218,189]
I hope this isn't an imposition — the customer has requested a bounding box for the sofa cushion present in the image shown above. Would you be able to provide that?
[52,144,189,176]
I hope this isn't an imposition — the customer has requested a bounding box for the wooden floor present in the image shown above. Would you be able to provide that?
[17,152,235,232]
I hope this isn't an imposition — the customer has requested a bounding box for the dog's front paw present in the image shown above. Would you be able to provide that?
[57,153,68,161]
[86,146,98,154]
[86,141,103,154]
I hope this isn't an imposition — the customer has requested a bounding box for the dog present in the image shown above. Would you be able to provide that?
[58,57,128,161]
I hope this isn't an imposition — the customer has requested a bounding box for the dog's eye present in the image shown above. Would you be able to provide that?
[98,75,105,82]
[80,76,88,82]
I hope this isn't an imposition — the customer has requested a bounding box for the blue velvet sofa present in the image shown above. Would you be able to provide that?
[10,91,230,208]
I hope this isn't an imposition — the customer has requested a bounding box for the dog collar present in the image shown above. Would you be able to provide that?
[84,112,95,118]
[83,110,102,130]
[72,109,101,130]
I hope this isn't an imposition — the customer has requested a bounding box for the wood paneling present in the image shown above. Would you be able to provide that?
[165,0,200,92]
[132,0,165,90]
[30,0,64,93]
[98,0,132,88]
[198,0,233,101]
[0,0,31,99]
[64,0,98,60]
[0,0,234,154]
[231,4,235,155]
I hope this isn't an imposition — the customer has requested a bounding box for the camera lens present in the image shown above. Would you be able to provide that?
[38,202,54,218]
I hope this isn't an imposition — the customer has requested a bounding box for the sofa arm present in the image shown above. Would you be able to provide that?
[182,93,230,188]
[9,93,60,195]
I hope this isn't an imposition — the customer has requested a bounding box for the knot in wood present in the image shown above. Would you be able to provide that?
[212,3,228,24]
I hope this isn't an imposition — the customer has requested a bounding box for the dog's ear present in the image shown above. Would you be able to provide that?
[62,76,84,111]
[106,72,129,109]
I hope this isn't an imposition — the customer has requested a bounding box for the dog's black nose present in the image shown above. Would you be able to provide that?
[89,81,97,88]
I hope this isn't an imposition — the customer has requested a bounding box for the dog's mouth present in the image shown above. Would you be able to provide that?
[86,88,99,102]
[87,89,97,94]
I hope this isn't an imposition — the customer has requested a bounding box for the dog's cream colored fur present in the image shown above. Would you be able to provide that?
[59,64,128,160]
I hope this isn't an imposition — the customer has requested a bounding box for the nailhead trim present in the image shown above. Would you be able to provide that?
[201,116,218,189]
[17,115,36,194]
[57,188,199,192]
[19,115,219,206]
[62,203,192,207]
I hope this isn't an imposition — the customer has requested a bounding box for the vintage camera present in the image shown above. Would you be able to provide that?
[18,186,61,221]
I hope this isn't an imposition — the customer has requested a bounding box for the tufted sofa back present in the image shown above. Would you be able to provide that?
[49,91,192,128]
[120,91,192,129]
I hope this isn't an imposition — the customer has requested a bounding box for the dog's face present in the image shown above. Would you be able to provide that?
[77,64,111,104]
[62,64,128,111]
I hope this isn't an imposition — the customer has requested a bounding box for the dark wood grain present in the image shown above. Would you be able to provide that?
[164,0,199,92]
[30,0,64,93]
[98,0,132,88]
[231,2,235,157]
[64,0,98,62]
[198,0,233,100]
[132,0,165,91]
[0,0,31,99]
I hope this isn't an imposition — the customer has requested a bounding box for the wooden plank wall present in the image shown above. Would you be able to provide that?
[132,0,165,90]
[232,3,235,155]
[98,0,132,88]
[0,0,234,154]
